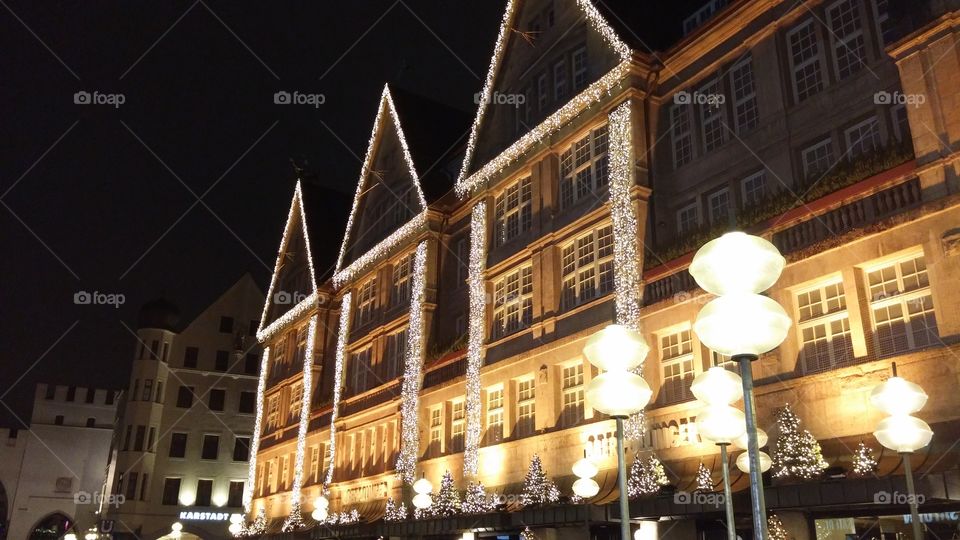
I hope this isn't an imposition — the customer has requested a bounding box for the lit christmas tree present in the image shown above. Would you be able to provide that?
[520,526,537,540]
[281,502,305,532]
[768,513,790,540]
[462,482,493,513]
[245,508,266,536]
[384,497,408,521]
[772,404,828,480]
[520,454,560,506]
[430,470,462,517]
[695,462,713,492]
[851,441,878,475]
[628,454,670,498]
[624,409,647,441]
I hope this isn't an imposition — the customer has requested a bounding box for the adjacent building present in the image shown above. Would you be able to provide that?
[249,0,960,539]
[102,275,264,540]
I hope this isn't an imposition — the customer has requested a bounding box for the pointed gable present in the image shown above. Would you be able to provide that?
[455,0,634,197]
[333,84,431,287]
[258,181,319,337]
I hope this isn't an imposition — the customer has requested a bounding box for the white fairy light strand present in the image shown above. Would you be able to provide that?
[324,292,352,487]
[257,292,318,342]
[335,84,428,277]
[289,315,318,505]
[258,180,318,336]
[333,210,428,288]
[396,241,429,484]
[607,101,642,330]
[463,202,487,476]
[243,346,270,513]
[455,0,632,197]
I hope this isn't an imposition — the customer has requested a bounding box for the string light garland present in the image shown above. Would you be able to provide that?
[384,497,408,522]
[695,462,713,492]
[243,347,269,513]
[851,441,878,475]
[628,454,669,498]
[333,210,428,288]
[520,454,560,507]
[334,84,428,282]
[462,482,494,514]
[325,292,351,487]
[257,180,318,339]
[396,241,429,483]
[771,403,828,480]
[768,513,790,540]
[607,102,643,330]
[463,201,487,476]
[454,0,632,197]
[290,315,319,505]
[281,502,304,532]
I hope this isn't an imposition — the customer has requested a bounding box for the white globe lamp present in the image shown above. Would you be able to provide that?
[584,372,652,417]
[696,405,746,445]
[736,451,772,474]
[694,294,791,356]
[572,478,600,498]
[690,367,743,406]
[689,232,785,295]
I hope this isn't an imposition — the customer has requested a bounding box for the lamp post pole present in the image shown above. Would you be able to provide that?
[615,417,631,540]
[736,354,768,540]
[902,452,923,540]
[718,443,736,540]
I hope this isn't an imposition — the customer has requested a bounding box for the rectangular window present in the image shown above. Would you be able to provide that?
[162,478,181,505]
[66,386,76,401]
[516,378,536,437]
[184,347,199,368]
[455,237,469,283]
[730,57,759,133]
[201,434,220,460]
[671,103,693,168]
[560,364,584,426]
[660,329,695,404]
[244,353,259,375]
[293,324,308,366]
[238,391,255,414]
[391,251,415,307]
[265,394,280,430]
[492,265,534,339]
[227,481,244,508]
[788,20,824,102]
[802,138,835,181]
[384,329,407,380]
[708,188,731,225]
[148,427,156,452]
[873,0,894,45]
[208,389,225,412]
[827,0,866,80]
[270,335,288,379]
[176,386,194,409]
[797,280,855,373]
[155,381,163,404]
[85,388,95,404]
[554,60,568,101]
[677,202,700,236]
[845,117,881,159]
[700,77,726,152]
[891,104,910,143]
[288,383,303,419]
[134,426,146,452]
[139,474,149,502]
[169,433,187,458]
[195,479,213,507]
[310,446,320,483]
[485,386,503,444]
[867,252,938,357]
[741,171,767,207]
[493,177,532,247]
[450,400,465,452]
[560,225,614,310]
[142,379,153,402]
[248,319,258,337]
[427,406,442,457]
[572,46,588,90]
[349,348,372,394]
[559,125,609,209]
[123,426,132,451]
[233,437,250,461]
[125,472,139,501]
[537,72,548,111]
[219,316,234,333]
[215,350,230,372]
[355,278,378,328]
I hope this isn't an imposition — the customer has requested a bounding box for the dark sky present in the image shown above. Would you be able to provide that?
[0,1,699,425]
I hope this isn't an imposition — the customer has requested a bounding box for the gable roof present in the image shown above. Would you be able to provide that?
[453,0,635,197]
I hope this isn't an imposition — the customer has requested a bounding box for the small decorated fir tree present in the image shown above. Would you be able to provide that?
[281,502,304,532]
[851,441,878,475]
[245,508,266,536]
[772,403,828,480]
[384,497,408,521]
[520,526,537,540]
[768,513,790,540]
[520,454,560,506]
[624,409,647,441]
[695,462,713,492]
[430,470,462,517]
[462,482,494,513]
[628,454,670,498]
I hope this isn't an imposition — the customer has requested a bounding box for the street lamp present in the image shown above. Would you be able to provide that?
[228,513,244,535]
[692,367,746,540]
[691,232,791,540]
[412,476,433,511]
[572,455,600,499]
[583,325,652,540]
[311,494,330,522]
[871,364,933,540]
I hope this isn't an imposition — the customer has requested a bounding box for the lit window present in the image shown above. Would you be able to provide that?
[293,325,308,366]
[741,171,767,207]
[560,364,584,426]
[391,251,415,307]
[560,225,614,310]
[660,329,694,404]
[485,386,504,444]
[554,60,568,101]
[845,117,881,159]
[265,394,280,430]
[867,252,938,357]
[572,46,588,90]
[827,0,866,80]
[788,20,824,102]
[354,277,378,328]
[700,77,726,152]
[708,188,731,225]
[492,265,534,339]
[450,400,465,452]
[802,138,835,181]
[288,383,302,420]
[671,103,693,168]
[494,177,532,247]
[560,125,609,209]
[730,57,759,133]
[427,407,443,458]
[677,202,700,236]
[516,378,536,437]
[796,280,855,373]
[348,348,372,395]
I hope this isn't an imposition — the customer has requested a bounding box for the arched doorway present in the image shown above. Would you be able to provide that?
[27,513,73,540]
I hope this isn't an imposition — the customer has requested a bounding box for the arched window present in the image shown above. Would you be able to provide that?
[29,512,72,540]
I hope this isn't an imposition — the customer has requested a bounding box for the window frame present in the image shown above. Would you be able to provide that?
[493,176,533,247]
[491,265,534,340]
[795,279,855,373]
[516,377,536,437]
[560,224,614,310]
[559,125,609,210]
[787,19,825,102]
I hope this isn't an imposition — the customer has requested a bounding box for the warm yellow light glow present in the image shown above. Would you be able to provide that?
[171,523,183,533]
[736,450,772,473]
[689,232,786,295]
[634,521,658,540]
[178,491,195,506]
[463,533,476,540]
[212,492,228,507]
[228,523,242,535]
[870,376,929,416]
[696,405,746,444]
[413,477,433,495]
[229,514,243,524]
[582,324,650,371]
[412,493,432,509]
[572,457,599,479]
[585,372,652,417]
[732,427,768,450]
[572,478,600,498]
[313,495,329,510]
[311,508,328,521]
[694,293,791,356]
[690,367,743,406]
[65,534,77,540]
[874,414,933,453]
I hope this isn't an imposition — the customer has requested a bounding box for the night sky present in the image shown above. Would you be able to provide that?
[1,1,697,425]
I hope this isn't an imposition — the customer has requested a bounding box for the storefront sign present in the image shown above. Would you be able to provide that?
[178,511,236,521]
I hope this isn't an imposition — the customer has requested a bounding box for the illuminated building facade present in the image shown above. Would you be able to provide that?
[251,1,960,538]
